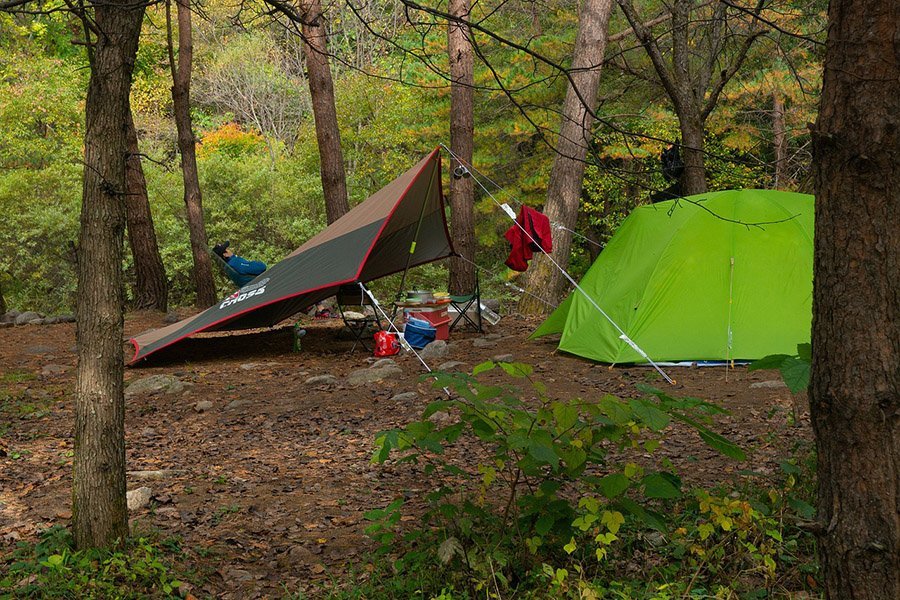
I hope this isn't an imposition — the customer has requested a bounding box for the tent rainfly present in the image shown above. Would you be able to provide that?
[130,149,453,364]
[532,189,814,363]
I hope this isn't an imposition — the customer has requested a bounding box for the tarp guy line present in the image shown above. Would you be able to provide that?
[440,144,674,385]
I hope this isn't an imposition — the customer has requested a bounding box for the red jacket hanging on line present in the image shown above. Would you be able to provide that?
[504,205,553,271]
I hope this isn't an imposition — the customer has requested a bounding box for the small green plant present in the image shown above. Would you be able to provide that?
[211,504,242,525]
[0,525,189,598]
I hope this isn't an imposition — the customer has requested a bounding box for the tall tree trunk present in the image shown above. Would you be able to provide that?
[0,278,6,314]
[300,0,350,224]
[73,0,144,550]
[168,0,216,308]
[447,0,476,296]
[519,0,613,314]
[125,108,168,311]
[810,1,899,598]
[772,91,788,188]
[678,112,707,195]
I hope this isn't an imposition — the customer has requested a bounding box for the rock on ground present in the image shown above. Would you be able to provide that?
[437,360,466,371]
[750,380,787,389]
[14,311,42,325]
[420,340,450,360]
[126,486,153,511]
[125,374,190,398]
[346,365,403,387]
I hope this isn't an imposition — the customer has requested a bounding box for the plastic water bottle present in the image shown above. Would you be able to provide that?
[293,323,307,352]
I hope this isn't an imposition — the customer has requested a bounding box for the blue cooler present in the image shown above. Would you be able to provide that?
[403,317,436,349]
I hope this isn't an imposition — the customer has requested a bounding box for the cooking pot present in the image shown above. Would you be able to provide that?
[406,290,434,302]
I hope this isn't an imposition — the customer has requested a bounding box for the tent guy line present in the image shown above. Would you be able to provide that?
[440,144,675,385]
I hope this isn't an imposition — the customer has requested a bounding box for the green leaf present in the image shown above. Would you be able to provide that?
[617,497,667,532]
[748,354,790,371]
[472,361,496,375]
[405,420,434,439]
[598,473,630,498]
[698,429,746,461]
[796,343,811,362]
[780,356,810,393]
[534,513,555,536]
[553,402,578,431]
[558,446,587,473]
[629,399,670,430]
[499,362,533,377]
[778,460,802,475]
[470,418,497,439]
[423,400,453,419]
[598,395,632,424]
[528,440,559,470]
[641,472,682,499]
[787,497,816,519]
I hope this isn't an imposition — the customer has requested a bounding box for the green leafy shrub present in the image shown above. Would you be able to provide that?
[367,362,747,596]
[0,525,189,599]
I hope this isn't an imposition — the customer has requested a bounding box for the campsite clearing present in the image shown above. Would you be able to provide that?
[0,310,813,598]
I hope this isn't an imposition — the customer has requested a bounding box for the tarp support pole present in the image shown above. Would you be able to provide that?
[396,159,438,302]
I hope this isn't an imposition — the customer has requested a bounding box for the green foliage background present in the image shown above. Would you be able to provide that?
[0,2,822,313]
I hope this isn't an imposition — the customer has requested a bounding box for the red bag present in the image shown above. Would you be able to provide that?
[373,330,401,357]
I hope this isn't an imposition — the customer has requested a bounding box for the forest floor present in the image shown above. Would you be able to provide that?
[0,310,813,598]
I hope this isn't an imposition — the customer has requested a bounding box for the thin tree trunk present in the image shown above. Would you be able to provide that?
[810,0,899,598]
[168,0,216,308]
[448,0,476,296]
[73,0,144,550]
[125,108,168,312]
[0,279,6,314]
[678,113,707,195]
[300,0,350,224]
[519,0,613,314]
[772,91,788,188]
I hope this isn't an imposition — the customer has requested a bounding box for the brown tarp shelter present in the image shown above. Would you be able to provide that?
[129,149,453,364]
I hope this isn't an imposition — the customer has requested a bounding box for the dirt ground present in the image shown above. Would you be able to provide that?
[0,310,812,598]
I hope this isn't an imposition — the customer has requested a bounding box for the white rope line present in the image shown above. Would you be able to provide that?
[553,223,604,249]
[441,144,674,385]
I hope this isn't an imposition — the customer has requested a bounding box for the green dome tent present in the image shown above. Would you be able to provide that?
[532,189,814,363]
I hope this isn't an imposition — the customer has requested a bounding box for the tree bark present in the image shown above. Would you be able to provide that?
[73,0,144,550]
[678,112,707,195]
[772,91,788,188]
[447,0,476,296]
[300,0,350,224]
[810,1,899,598]
[125,108,168,312]
[0,278,6,314]
[168,0,216,308]
[519,0,613,314]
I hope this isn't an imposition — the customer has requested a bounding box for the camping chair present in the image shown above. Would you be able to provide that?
[449,273,483,333]
[335,284,385,352]
[209,249,254,288]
